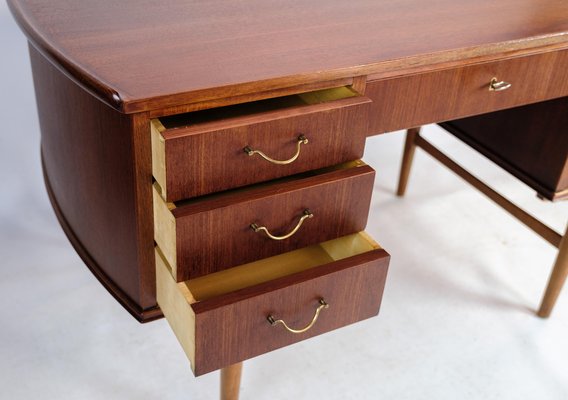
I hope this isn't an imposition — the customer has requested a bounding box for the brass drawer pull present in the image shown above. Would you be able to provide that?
[251,209,313,240]
[489,77,512,92]
[267,299,329,334]
[244,135,309,165]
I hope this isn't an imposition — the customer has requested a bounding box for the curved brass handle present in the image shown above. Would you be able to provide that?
[244,135,309,165]
[250,209,313,240]
[489,77,512,92]
[267,299,329,334]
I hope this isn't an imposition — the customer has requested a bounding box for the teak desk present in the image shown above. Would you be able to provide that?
[8,0,568,398]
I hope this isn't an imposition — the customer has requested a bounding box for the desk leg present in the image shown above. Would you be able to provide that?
[397,127,420,197]
[220,362,243,400]
[538,225,568,318]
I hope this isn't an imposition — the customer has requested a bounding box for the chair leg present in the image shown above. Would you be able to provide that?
[220,362,243,400]
[397,127,421,197]
[538,225,568,318]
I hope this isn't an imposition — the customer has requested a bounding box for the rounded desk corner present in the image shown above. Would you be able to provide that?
[41,153,163,323]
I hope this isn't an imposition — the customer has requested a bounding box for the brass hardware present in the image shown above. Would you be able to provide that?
[250,209,313,240]
[489,77,512,92]
[244,135,309,165]
[267,299,329,334]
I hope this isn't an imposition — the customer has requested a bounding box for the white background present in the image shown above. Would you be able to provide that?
[1,3,567,399]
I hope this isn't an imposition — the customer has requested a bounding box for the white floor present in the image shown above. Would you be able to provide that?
[1,4,567,400]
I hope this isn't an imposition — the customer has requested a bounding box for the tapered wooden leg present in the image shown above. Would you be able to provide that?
[538,225,568,318]
[397,127,420,197]
[220,362,243,400]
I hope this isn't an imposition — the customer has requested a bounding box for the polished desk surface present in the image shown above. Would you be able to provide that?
[8,0,568,113]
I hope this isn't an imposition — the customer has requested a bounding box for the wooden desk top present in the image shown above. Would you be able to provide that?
[9,0,568,113]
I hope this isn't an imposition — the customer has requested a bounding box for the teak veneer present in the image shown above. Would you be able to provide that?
[8,1,568,398]
[11,0,568,322]
[365,49,568,133]
[8,0,568,113]
[154,161,375,282]
[152,87,371,202]
[156,233,390,375]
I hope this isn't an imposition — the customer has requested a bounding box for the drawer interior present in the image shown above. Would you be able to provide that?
[157,86,360,129]
[156,231,387,375]
[157,232,380,304]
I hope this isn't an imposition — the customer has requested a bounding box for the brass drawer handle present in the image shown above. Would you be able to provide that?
[244,135,309,165]
[489,77,512,92]
[267,299,329,334]
[250,209,313,240]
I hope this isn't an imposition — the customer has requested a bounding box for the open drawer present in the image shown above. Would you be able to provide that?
[153,160,375,282]
[156,232,390,376]
[151,86,372,202]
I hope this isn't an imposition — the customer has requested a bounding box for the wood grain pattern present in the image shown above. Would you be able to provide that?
[155,163,375,282]
[366,49,568,134]
[191,250,389,376]
[30,45,158,321]
[440,97,568,201]
[156,233,390,376]
[43,155,162,322]
[9,0,568,112]
[154,89,370,202]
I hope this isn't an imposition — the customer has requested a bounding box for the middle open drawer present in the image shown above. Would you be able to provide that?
[154,161,375,282]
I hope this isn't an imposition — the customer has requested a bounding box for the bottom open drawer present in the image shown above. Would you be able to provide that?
[156,232,390,376]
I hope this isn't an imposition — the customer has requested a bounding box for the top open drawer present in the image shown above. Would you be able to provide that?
[151,86,372,202]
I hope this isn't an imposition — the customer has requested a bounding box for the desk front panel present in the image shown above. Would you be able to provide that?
[366,49,568,134]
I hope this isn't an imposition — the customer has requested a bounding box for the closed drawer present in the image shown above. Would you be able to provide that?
[151,86,372,202]
[366,49,568,133]
[154,161,375,282]
[156,232,390,376]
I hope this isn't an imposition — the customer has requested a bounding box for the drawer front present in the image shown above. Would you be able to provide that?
[152,90,372,202]
[366,49,568,134]
[154,162,375,282]
[156,233,390,376]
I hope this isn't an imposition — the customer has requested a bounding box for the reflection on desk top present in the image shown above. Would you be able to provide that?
[8,0,568,113]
